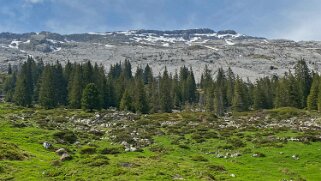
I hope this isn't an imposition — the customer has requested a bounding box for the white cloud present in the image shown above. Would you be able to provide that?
[25,0,44,4]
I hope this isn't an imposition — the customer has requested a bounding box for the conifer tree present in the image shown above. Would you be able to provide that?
[160,67,172,113]
[294,59,312,108]
[143,64,153,84]
[68,65,83,108]
[8,63,12,74]
[214,87,224,116]
[53,61,67,105]
[13,62,32,107]
[307,74,319,110]
[226,67,235,107]
[134,79,149,113]
[120,89,133,111]
[232,76,248,112]
[39,65,56,109]
[3,71,17,102]
[186,68,197,103]
[81,83,101,111]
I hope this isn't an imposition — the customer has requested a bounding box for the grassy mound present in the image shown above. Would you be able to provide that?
[0,141,28,161]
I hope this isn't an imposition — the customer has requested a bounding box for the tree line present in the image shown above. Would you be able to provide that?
[2,57,319,114]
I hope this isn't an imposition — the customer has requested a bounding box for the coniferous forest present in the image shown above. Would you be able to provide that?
[2,56,318,114]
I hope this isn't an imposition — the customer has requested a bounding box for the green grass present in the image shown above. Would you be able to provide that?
[0,103,320,180]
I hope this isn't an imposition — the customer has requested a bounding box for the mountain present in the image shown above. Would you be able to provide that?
[0,28,321,81]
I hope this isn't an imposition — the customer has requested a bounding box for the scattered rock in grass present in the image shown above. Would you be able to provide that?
[252,152,266,158]
[173,174,184,180]
[60,153,72,161]
[292,154,299,160]
[43,142,52,149]
[230,173,236,177]
[55,148,67,155]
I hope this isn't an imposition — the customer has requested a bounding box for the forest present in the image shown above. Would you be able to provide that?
[1,57,318,115]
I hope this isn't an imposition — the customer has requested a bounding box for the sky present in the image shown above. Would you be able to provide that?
[0,0,321,41]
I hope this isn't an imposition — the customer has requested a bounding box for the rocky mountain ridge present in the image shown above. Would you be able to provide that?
[0,28,321,81]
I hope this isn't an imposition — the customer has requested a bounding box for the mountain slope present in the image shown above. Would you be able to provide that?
[0,29,321,81]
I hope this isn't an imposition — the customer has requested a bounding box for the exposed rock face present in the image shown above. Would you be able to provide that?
[1,29,321,81]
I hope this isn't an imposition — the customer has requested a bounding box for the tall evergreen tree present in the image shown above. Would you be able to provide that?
[39,65,56,109]
[81,83,101,111]
[307,74,319,110]
[120,89,133,111]
[68,65,83,108]
[134,79,149,113]
[294,59,312,108]
[232,76,248,112]
[160,67,172,113]
[3,71,17,102]
[13,62,32,107]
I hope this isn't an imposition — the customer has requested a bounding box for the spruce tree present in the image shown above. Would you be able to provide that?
[39,65,57,109]
[81,83,101,111]
[120,89,133,111]
[134,79,149,113]
[3,71,17,102]
[13,62,32,107]
[214,87,224,116]
[68,65,83,108]
[160,67,173,113]
[307,74,319,110]
[232,76,248,112]
[294,59,312,108]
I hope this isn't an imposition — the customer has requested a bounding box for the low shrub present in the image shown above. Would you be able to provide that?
[0,141,28,160]
[191,155,208,162]
[207,164,226,172]
[80,146,97,154]
[100,147,122,154]
[53,130,77,144]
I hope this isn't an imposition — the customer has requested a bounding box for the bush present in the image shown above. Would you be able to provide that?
[229,138,246,148]
[100,147,122,154]
[80,146,97,154]
[53,130,77,144]
[0,141,28,160]
[178,144,190,149]
[208,164,226,172]
[88,155,109,167]
[191,155,208,162]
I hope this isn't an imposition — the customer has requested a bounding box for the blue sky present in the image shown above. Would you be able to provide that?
[0,0,321,40]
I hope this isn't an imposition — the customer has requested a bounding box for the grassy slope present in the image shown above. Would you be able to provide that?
[0,104,320,180]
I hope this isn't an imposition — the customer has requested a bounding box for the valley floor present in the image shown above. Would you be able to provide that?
[0,103,320,180]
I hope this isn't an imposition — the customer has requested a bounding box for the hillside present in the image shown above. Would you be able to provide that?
[0,104,320,180]
[1,29,321,81]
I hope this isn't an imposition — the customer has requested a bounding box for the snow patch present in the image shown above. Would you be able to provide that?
[203,45,219,51]
[9,40,22,49]
[47,39,64,44]
[162,43,170,47]
[225,39,235,45]
[105,44,115,48]
[23,40,30,44]
[88,32,108,36]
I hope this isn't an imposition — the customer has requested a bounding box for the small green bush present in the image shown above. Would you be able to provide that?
[80,146,97,154]
[0,141,28,160]
[191,155,208,162]
[53,130,77,144]
[100,147,122,154]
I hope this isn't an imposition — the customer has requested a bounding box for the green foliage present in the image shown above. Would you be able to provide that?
[81,83,101,111]
[39,65,57,109]
[0,141,28,160]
